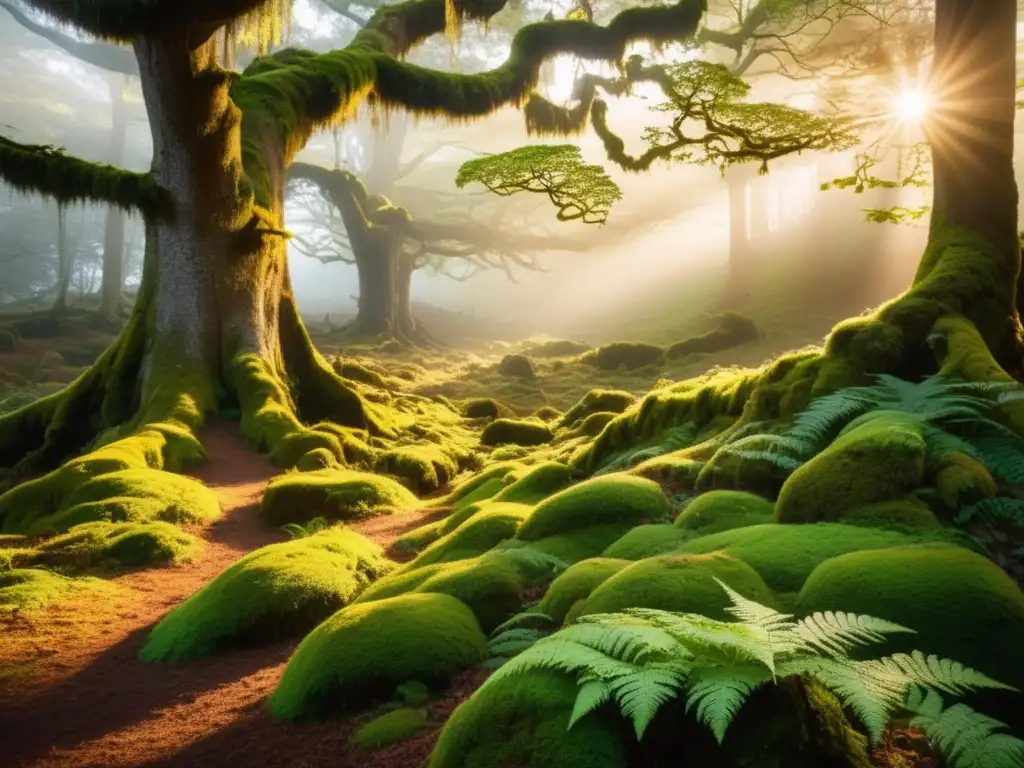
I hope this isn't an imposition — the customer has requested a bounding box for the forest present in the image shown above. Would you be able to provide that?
[0,0,1023,766]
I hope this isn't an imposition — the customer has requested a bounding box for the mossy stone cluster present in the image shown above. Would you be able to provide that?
[260,468,418,525]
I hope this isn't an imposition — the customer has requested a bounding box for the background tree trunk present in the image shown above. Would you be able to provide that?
[53,204,72,312]
[100,73,129,322]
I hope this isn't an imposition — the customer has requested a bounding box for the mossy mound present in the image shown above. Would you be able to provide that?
[350,707,429,751]
[431,462,521,508]
[934,451,997,514]
[428,669,628,768]
[295,446,338,471]
[775,412,926,524]
[141,528,393,662]
[0,568,109,612]
[580,552,776,619]
[497,354,536,379]
[521,339,592,358]
[538,557,630,624]
[694,435,793,496]
[517,475,670,542]
[798,546,1024,692]
[6,467,221,536]
[591,342,665,371]
[602,524,692,560]
[532,406,562,422]
[491,462,576,504]
[676,523,957,594]
[375,444,460,495]
[841,497,940,531]
[463,398,513,420]
[665,312,759,360]
[528,523,637,565]
[573,412,618,437]
[560,389,636,428]
[674,490,774,535]
[480,418,553,447]
[407,503,532,567]
[354,551,526,632]
[269,592,487,722]
[32,521,199,567]
[260,469,418,526]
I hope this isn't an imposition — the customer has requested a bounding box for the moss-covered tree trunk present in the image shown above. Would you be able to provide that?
[100,73,128,323]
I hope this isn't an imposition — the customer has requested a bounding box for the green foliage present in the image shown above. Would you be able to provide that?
[350,707,429,751]
[906,688,1024,768]
[486,604,559,665]
[479,579,1019,760]
[268,592,488,721]
[955,497,1024,528]
[141,528,393,662]
[456,145,622,224]
[0,388,40,416]
[595,423,698,476]
[260,468,418,525]
[279,516,332,539]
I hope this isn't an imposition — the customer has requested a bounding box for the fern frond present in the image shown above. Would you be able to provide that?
[488,628,547,656]
[568,677,613,729]
[721,449,805,472]
[906,688,1024,768]
[788,388,877,443]
[864,651,1017,696]
[558,618,682,664]
[481,636,641,691]
[955,497,1024,527]
[684,663,772,742]
[595,424,698,476]
[971,437,1024,484]
[781,611,913,658]
[610,661,692,739]
[722,420,772,444]
[717,577,794,633]
[490,610,555,636]
[278,523,309,539]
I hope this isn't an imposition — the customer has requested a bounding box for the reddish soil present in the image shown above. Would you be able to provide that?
[0,423,465,768]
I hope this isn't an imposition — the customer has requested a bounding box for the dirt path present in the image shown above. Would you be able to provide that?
[0,423,462,768]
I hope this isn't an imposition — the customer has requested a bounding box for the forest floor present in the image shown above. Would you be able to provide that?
[0,423,464,768]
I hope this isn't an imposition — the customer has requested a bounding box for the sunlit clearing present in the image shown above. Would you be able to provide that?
[893,88,929,123]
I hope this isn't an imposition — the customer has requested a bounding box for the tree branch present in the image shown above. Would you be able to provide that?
[0,0,137,75]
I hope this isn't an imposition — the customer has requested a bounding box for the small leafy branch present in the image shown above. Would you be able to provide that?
[476,580,1024,767]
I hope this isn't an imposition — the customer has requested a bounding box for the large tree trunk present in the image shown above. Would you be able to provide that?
[100,73,129,323]
[53,204,73,312]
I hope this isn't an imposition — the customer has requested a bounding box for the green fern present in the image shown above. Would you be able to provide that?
[278,516,332,539]
[486,606,558,663]
[477,578,1022,757]
[955,497,1024,527]
[906,687,1024,768]
[595,423,698,476]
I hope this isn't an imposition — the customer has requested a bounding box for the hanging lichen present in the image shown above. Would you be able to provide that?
[232,0,295,57]
[444,0,462,67]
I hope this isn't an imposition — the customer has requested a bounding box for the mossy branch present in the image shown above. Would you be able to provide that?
[0,0,137,75]
[0,135,165,212]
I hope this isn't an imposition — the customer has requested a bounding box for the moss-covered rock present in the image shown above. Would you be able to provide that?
[295,446,338,471]
[591,342,665,371]
[674,490,774,535]
[141,528,393,662]
[497,354,536,379]
[601,524,692,560]
[532,405,562,422]
[491,462,576,504]
[376,444,460,495]
[407,503,532,567]
[32,521,199,567]
[463,398,513,420]
[428,669,629,768]
[775,411,927,524]
[933,451,997,514]
[521,339,592,358]
[517,475,670,542]
[269,592,487,721]
[538,557,630,624]
[480,418,553,447]
[354,551,526,632]
[694,436,793,497]
[579,552,775,619]
[528,523,636,565]
[841,497,940,531]
[260,468,418,525]
[560,389,636,428]
[431,462,521,508]
[573,412,619,437]
[350,707,429,751]
[665,312,759,360]
[675,523,952,593]
[0,568,110,612]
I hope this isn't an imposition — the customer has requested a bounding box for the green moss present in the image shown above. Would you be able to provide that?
[268,592,487,722]
[532,405,562,422]
[428,669,628,768]
[775,411,927,524]
[490,461,576,504]
[589,342,665,371]
[694,435,796,496]
[674,490,774,535]
[350,707,429,751]
[841,497,940,531]
[355,551,526,632]
[665,312,758,360]
[429,462,521,508]
[141,528,393,662]
[0,568,110,612]
[497,354,536,379]
[538,557,629,623]
[521,339,592,358]
[529,523,635,565]
[31,521,199,567]
[407,503,532,567]
[934,451,997,513]
[559,389,636,428]
[396,679,431,706]
[631,454,705,490]
[601,523,692,559]
[517,475,670,542]
[463,398,514,420]
[573,411,619,437]
[675,523,955,593]
[580,552,776,619]
[376,444,460,495]
[260,468,418,525]
[295,446,339,470]
[798,546,1024,725]
[481,418,553,447]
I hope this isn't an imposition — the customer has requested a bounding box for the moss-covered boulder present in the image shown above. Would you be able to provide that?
[675,523,951,594]
[580,552,775,619]
[522,339,592,358]
[140,528,393,662]
[532,405,562,422]
[428,669,629,768]
[934,451,997,514]
[260,469,418,525]
[841,497,940,531]
[572,412,619,437]
[560,389,636,428]
[432,462,521,508]
[694,436,793,497]
[539,557,630,624]
[32,521,200,567]
[497,354,536,379]
[491,462,576,504]
[355,550,528,632]
[375,444,460,495]
[480,418,553,447]
[407,503,532,567]
[775,411,928,524]
[517,475,670,542]
[0,568,110,612]
[665,312,759,360]
[463,398,514,421]
[350,707,429,751]
[674,491,774,535]
[591,342,665,371]
[269,592,488,721]
[602,524,692,560]
[528,523,637,565]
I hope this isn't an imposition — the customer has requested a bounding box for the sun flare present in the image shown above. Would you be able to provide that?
[893,88,930,122]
